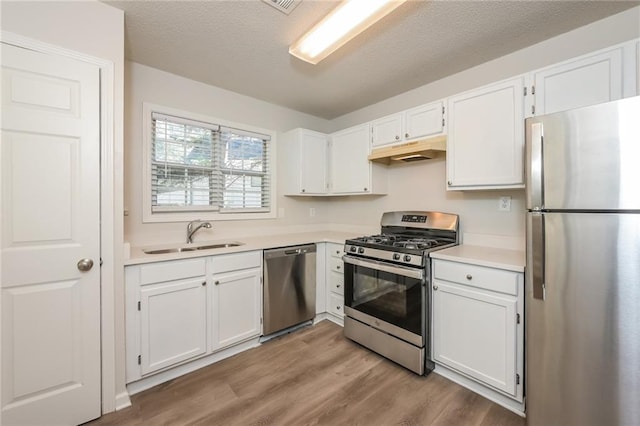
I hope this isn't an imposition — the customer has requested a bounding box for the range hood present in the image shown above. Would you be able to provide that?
[368,135,446,164]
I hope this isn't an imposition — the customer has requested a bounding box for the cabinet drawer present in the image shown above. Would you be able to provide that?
[329,271,344,295]
[140,258,207,285]
[212,251,261,273]
[329,256,344,273]
[433,260,519,296]
[328,243,345,258]
[328,292,344,317]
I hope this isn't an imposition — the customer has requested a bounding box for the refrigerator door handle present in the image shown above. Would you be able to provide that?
[531,213,545,299]
[527,121,544,209]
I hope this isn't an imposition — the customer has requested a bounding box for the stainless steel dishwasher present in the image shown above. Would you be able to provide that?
[263,244,316,335]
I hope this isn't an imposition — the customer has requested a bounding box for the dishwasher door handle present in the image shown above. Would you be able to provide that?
[284,249,301,255]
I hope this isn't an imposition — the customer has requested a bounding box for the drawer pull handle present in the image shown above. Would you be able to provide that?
[433,285,438,291]
[466,274,472,280]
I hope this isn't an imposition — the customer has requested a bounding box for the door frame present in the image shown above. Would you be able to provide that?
[0,31,124,413]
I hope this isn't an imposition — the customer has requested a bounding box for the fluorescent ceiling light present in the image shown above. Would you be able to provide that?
[289,0,407,65]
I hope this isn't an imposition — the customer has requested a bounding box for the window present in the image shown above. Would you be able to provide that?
[143,104,274,222]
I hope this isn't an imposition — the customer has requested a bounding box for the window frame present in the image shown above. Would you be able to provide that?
[142,103,277,223]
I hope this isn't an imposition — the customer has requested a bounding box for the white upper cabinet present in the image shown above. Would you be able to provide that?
[330,123,386,194]
[531,46,623,116]
[371,100,445,147]
[447,76,525,190]
[281,128,328,195]
[282,126,386,196]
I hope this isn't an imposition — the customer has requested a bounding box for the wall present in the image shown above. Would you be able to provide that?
[326,6,640,246]
[124,62,333,246]
[0,0,127,413]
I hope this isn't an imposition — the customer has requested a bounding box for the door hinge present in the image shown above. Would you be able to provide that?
[531,85,535,95]
[442,118,445,127]
[137,355,141,365]
[523,87,527,96]
[442,106,445,114]
[516,373,520,385]
[260,317,263,324]
[100,258,103,267]
[517,313,520,324]
[532,105,536,115]
[137,301,141,311]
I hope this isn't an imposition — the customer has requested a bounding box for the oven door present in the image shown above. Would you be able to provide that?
[343,255,425,347]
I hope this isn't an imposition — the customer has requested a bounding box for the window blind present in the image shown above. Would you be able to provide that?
[150,112,271,214]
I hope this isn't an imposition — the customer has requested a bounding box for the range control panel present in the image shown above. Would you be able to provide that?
[401,214,427,223]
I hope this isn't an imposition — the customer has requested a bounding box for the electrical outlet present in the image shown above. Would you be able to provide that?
[309,207,316,217]
[499,196,511,212]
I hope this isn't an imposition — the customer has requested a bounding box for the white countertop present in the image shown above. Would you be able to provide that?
[125,231,360,265]
[430,245,525,272]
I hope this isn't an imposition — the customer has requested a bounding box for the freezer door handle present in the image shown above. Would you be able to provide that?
[527,121,544,209]
[531,213,545,300]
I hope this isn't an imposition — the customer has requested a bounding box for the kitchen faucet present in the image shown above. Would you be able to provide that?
[186,220,212,243]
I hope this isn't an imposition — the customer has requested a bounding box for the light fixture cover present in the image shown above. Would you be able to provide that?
[289,0,407,64]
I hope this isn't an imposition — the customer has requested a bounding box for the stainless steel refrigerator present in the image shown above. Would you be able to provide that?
[525,96,640,426]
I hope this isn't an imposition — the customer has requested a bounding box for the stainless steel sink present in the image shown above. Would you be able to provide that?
[143,242,244,255]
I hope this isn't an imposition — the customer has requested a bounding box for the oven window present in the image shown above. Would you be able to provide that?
[346,263,423,336]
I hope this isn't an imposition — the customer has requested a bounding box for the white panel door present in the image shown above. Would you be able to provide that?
[533,48,623,115]
[404,101,444,140]
[330,123,371,194]
[211,268,261,350]
[1,43,101,424]
[371,113,402,147]
[299,131,328,194]
[432,280,518,396]
[140,278,207,375]
[447,77,525,189]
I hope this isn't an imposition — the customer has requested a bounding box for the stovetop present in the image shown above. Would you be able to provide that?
[344,211,459,267]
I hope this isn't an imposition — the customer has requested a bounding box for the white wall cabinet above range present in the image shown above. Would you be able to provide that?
[446,76,526,191]
[281,126,387,196]
[371,100,445,148]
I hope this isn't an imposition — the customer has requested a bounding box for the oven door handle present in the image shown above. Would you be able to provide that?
[342,255,425,281]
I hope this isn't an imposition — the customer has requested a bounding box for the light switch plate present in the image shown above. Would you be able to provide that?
[499,196,511,211]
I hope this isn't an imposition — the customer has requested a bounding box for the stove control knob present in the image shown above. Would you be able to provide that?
[358,247,365,254]
[350,246,357,253]
[403,254,412,262]
[393,253,401,260]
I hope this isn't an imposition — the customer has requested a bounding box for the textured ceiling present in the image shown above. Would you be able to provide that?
[104,0,639,119]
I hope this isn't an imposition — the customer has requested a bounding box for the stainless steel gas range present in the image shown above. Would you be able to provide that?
[342,211,459,375]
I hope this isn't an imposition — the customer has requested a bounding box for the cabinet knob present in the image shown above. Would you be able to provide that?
[405,133,410,138]
[337,306,341,310]
[337,265,341,270]
[363,187,368,191]
[447,181,452,186]
[336,250,340,254]
[433,285,438,291]
[215,280,220,285]
[395,135,400,140]
[337,284,341,288]
[466,274,473,280]
[202,281,207,286]
[301,189,305,193]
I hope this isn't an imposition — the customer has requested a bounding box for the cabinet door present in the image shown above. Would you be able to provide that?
[432,280,518,396]
[404,101,444,140]
[447,77,525,189]
[371,113,402,147]
[330,123,371,194]
[299,131,328,194]
[140,278,207,375]
[211,268,261,350]
[533,48,623,115]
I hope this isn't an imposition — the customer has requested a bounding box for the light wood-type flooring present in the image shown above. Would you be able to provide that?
[90,320,525,425]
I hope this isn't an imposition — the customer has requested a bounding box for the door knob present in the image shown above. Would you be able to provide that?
[77,258,94,272]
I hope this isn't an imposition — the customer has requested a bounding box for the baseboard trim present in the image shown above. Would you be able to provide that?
[114,391,132,411]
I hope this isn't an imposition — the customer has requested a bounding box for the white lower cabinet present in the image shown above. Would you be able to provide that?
[140,277,207,375]
[325,243,345,322]
[126,251,262,383]
[431,259,524,404]
[210,268,261,350]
